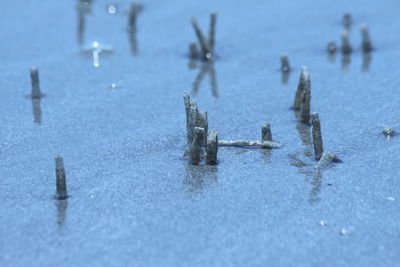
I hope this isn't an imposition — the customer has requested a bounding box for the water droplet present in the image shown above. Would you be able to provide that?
[107,4,117,14]
[109,83,121,90]
[339,228,350,235]
[82,41,113,53]
[93,51,100,68]
[319,220,327,227]
[92,41,99,49]
[82,42,113,68]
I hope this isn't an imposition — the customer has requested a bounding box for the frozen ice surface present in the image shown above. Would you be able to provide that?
[0,0,399,266]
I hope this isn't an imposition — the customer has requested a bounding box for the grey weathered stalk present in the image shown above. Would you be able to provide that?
[218,140,282,149]
[189,42,199,59]
[30,67,41,99]
[299,86,311,124]
[311,113,324,160]
[327,41,336,53]
[280,55,290,72]
[343,13,352,30]
[261,123,272,142]
[316,152,341,169]
[191,18,211,60]
[341,31,352,54]
[206,131,218,165]
[190,127,205,165]
[55,156,68,200]
[128,3,141,32]
[208,13,217,52]
[360,24,373,52]
[293,67,310,110]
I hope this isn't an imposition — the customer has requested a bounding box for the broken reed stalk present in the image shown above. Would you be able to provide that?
[218,140,282,149]
[188,102,199,145]
[185,93,206,146]
[189,42,199,59]
[197,111,208,147]
[55,156,68,200]
[128,3,141,32]
[300,86,311,124]
[316,152,341,169]
[280,55,290,72]
[190,127,205,165]
[341,31,352,54]
[183,93,191,144]
[327,41,337,53]
[360,24,373,52]
[208,13,217,52]
[293,67,310,110]
[30,67,41,99]
[187,102,207,147]
[77,3,85,45]
[32,98,42,124]
[311,113,324,160]
[206,130,218,165]
[261,123,272,142]
[343,13,352,30]
[382,127,396,138]
[191,18,211,60]
[184,93,217,165]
